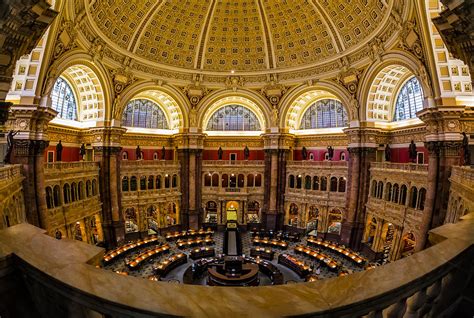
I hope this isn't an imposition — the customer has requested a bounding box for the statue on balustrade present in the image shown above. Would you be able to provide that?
[218,146,223,160]
[56,140,63,161]
[4,130,18,164]
[327,146,334,161]
[385,144,391,162]
[161,146,166,160]
[408,140,417,163]
[79,143,86,160]
[244,145,250,160]
[302,146,307,160]
[462,132,470,166]
[136,145,142,160]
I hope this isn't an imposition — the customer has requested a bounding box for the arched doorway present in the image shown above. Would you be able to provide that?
[147,205,159,233]
[205,201,218,224]
[288,203,299,227]
[306,206,319,232]
[125,208,138,233]
[327,209,342,235]
[365,218,377,247]
[381,223,395,262]
[246,201,260,223]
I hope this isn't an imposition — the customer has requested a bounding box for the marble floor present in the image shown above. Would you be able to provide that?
[103,231,364,285]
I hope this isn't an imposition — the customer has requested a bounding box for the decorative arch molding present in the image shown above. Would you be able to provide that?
[197,89,272,133]
[358,51,433,122]
[279,81,353,130]
[41,51,113,121]
[114,81,190,130]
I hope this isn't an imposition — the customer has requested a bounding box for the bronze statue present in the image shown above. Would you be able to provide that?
[218,146,223,160]
[244,145,250,160]
[302,146,307,160]
[56,140,63,161]
[136,145,142,160]
[408,140,417,163]
[385,144,391,162]
[462,132,470,166]
[4,130,18,164]
[327,146,334,161]
[161,146,166,160]
[79,143,86,159]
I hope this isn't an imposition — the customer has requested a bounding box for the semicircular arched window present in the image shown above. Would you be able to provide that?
[122,99,169,129]
[51,77,78,120]
[206,105,261,131]
[394,76,423,121]
[300,99,348,129]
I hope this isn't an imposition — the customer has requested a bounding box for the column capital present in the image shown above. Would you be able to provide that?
[6,105,57,141]
[87,126,127,148]
[418,106,466,142]
[262,132,295,150]
[344,126,382,149]
[173,132,206,150]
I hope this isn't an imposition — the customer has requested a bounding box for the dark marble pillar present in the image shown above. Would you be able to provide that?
[178,148,203,230]
[94,146,124,248]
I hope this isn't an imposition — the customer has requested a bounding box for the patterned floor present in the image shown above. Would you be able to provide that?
[103,231,364,284]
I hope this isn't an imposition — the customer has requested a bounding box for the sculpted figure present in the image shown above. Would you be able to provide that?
[136,145,142,160]
[218,146,223,160]
[385,144,391,162]
[161,146,166,160]
[4,130,18,164]
[56,140,63,161]
[302,146,308,160]
[244,145,250,160]
[79,143,86,160]
[327,146,334,161]
[408,140,417,163]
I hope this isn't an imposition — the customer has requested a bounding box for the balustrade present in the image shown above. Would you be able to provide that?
[0,164,22,182]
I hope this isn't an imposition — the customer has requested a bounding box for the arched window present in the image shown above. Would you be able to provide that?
[313,176,319,190]
[229,174,237,187]
[305,176,312,190]
[385,183,392,201]
[400,186,408,204]
[122,151,128,160]
[122,177,129,191]
[212,174,219,187]
[204,173,211,187]
[140,176,147,190]
[46,187,53,209]
[51,77,77,120]
[338,177,346,192]
[320,176,327,191]
[206,105,261,131]
[238,174,245,188]
[63,184,71,204]
[296,175,302,189]
[78,182,84,200]
[371,180,378,197]
[330,177,338,192]
[394,77,423,121]
[340,152,346,161]
[289,175,295,188]
[53,185,61,207]
[410,187,418,208]
[148,176,154,190]
[172,174,178,188]
[164,175,170,188]
[122,99,169,129]
[418,188,426,210]
[130,176,137,191]
[300,99,348,129]
[392,184,400,203]
[247,174,254,187]
[255,174,262,187]
[222,174,229,188]
[71,182,77,202]
[92,180,97,196]
[377,181,384,199]
[155,175,161,189]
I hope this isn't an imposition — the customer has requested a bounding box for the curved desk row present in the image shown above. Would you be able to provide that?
[153,253,188,277]
[307,237,366,266]
[126,245,170,270]
[252,238,288,249]
[166,229,214,241]
[176,237,214,249]
[294,245,339,271]
[103,236,160,264]
[278,254,312,278]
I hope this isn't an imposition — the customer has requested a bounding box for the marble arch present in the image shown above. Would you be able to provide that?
[358,51,433,122]
[280,82,353,131]
[115,82,189,131]
[197,89,272,133]
[41,52,112,121]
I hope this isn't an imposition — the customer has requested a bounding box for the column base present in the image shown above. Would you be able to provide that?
[102,221,125,248]
[340,221,364,250]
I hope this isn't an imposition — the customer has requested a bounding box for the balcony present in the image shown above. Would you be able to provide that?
[287,160,348,168]
[0,164,23,184]
[370,162,429,173]
[44,161,99,173]
[0,215,472,316]
[121,160,180,168]
[202,160,265,166]
[450,166,474,188]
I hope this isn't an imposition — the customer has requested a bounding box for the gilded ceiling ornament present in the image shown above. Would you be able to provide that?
[110,67,136,95]
[367,37,385,63]
[260,75,287,107]
[53,20,78,59]
[225,76,245,91]
[90,38,105,62]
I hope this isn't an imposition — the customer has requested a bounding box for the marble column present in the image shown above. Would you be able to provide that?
[178,148,203,230]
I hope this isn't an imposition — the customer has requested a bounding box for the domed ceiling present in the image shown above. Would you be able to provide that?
[83,0,392,75]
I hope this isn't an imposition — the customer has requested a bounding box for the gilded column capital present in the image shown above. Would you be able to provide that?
[6,105,57,141]
[172,132,206,150]
[343,127,381,149]
[262,132,295,150]
[87,126,127,148]
[418,106,465,142]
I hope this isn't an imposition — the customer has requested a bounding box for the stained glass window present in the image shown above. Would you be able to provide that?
[300,99,348,129]
[51,77,77,120]
[206,105,261,131]
[122,99,169,129]
[394,76,423,121]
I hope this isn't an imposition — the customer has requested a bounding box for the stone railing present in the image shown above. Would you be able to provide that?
[287,160,348,168]
[44,161,99,172]
[0,217,472,317]
[121,160,180,168]
[450,166,474,187]
[202,160,265,166]
[0,164,22,183]
[371,162,429,172]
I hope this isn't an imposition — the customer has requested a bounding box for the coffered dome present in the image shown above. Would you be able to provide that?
[84,0,392,75]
